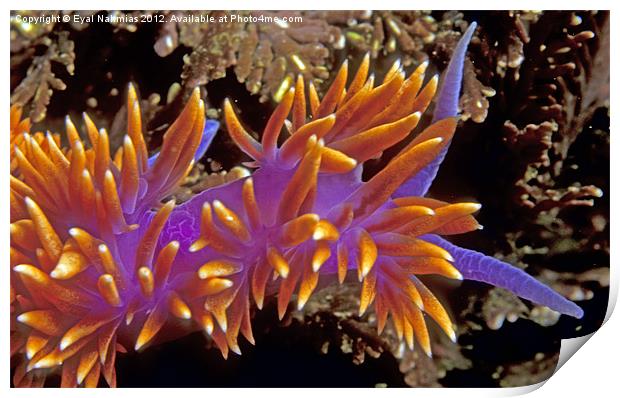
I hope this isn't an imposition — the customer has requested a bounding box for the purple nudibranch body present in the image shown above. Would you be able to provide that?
[10,21,583,388]
[159,21,583,319]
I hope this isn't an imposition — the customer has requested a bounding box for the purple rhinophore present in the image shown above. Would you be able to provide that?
[395,22,476,198]
[147,119,219,168]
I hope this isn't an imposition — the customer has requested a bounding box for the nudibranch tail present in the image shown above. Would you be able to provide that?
[424,235,585,319]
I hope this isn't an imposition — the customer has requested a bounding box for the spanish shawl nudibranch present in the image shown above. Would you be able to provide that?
[10,23,583,387]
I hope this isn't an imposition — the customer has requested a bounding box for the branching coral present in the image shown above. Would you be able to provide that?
[10,23,582,388]
[342,11,437,64]
[180,11,346,103]
[10,29,75,122]
[466,11,607,212]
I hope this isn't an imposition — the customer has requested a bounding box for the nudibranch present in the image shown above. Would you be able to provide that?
[10,23,583,387]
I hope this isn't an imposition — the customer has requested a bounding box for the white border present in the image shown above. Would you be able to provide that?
[3,2,617,397]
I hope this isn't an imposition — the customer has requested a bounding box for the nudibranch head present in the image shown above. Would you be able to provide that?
[10,22,582,388]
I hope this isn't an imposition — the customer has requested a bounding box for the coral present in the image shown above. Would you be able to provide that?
[171,164,251,204]
[342,11,436,64]
[6,11,492,130]
[10,22,584,389]
[496,352,559,387]
[468,12,609,300]
[10,29,75,122]
[180,11,345,103]
[10,11,63,52]
[467,11,607,212]
[481,288,529,330]
[458,58,495,123]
